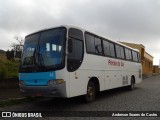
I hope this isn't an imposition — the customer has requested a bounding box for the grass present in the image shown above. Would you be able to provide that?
[0,53,19,78]
[0,97,38,108]
[0,54,7,62]
[0,98,26,107]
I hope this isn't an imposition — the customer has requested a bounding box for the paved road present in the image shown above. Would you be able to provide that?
[1,75,160,120]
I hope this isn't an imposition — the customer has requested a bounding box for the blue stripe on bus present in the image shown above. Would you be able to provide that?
[19,71,56,86]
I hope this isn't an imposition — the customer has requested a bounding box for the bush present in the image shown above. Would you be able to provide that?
[0,60,19,78]
[0,68,7,78]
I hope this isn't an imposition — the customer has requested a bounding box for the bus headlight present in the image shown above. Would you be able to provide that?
[19,80,25,86]
[48,79,64,85]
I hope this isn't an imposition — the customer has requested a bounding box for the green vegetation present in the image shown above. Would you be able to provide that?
[0,98,26,107]
[0,97,38,108]
[0,51,19,78]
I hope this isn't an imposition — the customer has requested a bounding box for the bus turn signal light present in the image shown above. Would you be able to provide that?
[19,80,25,86]
[48,79,64,85]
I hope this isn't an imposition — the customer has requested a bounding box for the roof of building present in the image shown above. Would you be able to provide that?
[119,41,145,48]
[119,41,153,58]
[145,51,153,58]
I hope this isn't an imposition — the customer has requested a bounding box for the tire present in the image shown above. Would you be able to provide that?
[84,81,96,102]
[128,78,135,91]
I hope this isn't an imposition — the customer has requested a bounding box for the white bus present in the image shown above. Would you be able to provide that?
[19,25,142,102]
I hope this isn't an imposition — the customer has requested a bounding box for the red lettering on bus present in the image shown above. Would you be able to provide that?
[108,59,124,67]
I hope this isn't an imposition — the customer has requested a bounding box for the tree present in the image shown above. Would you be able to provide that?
[6,49,14,60]
[6,36,24,60]
[13,36,24,59]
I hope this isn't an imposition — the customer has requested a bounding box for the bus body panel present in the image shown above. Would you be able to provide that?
[67,53,141,98]
[55,68,70,97]
[80,54,142,91]
[19,71,68,97]
[19,71,56,86]
[69,69,105,97]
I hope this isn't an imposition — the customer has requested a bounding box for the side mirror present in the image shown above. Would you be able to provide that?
[68,39,73,53]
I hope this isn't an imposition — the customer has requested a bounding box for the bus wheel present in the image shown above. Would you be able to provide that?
[84,81,96,102]
[128,78,135,91]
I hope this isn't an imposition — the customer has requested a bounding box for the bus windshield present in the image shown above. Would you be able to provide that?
[21,27,66,72]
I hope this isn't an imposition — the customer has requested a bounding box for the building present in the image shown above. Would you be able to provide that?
[153,65,160,74]
[120,42,153,75]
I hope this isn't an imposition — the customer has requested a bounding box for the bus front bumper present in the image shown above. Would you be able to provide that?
[19,82,67,98]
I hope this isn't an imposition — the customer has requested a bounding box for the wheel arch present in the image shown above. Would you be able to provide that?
[88,77,100,93]
[131,75,135,84]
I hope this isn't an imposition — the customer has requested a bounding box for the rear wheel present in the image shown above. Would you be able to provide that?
[128,78,135,90]
[84,81,96,102]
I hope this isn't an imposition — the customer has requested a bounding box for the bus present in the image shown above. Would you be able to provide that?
[19,25,142,102]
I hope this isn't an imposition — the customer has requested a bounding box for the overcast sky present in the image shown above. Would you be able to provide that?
[0,0,160,65]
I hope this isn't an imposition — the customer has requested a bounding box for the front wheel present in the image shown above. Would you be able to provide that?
[84,81,96,102]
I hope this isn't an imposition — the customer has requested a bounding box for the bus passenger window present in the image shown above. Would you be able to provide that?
[132,51,138,62]
[125,48,129,60]
[95,37,102,54]
[116,45,121,58]
[86,34,95,53]
[125,48,132,61]
[103,40,110,56]
[109,43,115,57]
[128,49,132,61]
[120,47,125,59]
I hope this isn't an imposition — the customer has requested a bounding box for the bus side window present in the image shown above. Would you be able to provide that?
[115,45,125,59]
[109,43,115,57]
[103,40,110,56]
[85,33,95,53]
[95,37,102,54]
[132,51,138,62]
[125,48,129,60]
[85,33,102,55]
[120,47,125,59]
[125,48,133,61]
[128,49,132,61]
[115,45,121,58]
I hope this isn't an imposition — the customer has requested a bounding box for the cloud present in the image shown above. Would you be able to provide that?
[0,29,15,50]
[0,0,160,64]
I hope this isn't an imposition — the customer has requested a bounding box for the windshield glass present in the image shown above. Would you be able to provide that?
[39,28,65,67]
[21,34,39,67]
[21,27,66,72]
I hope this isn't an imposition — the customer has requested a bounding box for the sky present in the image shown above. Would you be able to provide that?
[0,0,160,65]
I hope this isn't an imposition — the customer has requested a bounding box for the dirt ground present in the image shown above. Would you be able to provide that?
[0,88,21,100]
